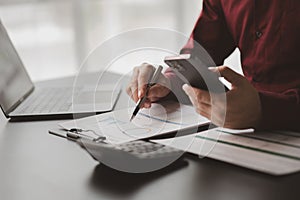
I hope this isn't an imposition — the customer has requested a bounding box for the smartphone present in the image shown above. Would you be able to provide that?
[164,54,228,93]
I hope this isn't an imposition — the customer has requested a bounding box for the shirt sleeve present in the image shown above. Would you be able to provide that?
[180,0,235,65]
[165,0,235,103]
[259,89,300,131]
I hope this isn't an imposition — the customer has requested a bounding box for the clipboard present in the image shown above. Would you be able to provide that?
[49,128,106,142]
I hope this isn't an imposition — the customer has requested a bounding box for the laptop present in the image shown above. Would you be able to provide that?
[0,21,121,121]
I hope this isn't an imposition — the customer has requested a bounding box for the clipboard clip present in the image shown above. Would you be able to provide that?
[66,128,106,143]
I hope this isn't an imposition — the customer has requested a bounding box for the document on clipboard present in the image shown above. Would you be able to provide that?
[52,102,210,145]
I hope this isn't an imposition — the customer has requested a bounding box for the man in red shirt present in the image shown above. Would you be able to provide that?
[126,0,300,131]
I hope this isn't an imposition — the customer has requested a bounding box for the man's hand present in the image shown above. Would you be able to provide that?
[183,66,262,129]
[126,63,171,108]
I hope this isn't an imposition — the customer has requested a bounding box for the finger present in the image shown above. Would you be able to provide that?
[128,67,140,101]
[197,89,211,105]
[182,84,198,106]
[208,66,219,74]
[132,66,140,79]
[147,85,168,98]
[130,87,139,102]
[126,83,139,102]
[197,103,211,119]
[138,63,155,98]
[215,66,245,86]
[182,84,211,105]
[143,99,152,108]
[126,85,131,96]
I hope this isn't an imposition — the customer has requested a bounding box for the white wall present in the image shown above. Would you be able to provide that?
[0,0,242,81]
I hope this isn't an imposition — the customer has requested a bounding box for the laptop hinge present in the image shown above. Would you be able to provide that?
[6,86,34,116]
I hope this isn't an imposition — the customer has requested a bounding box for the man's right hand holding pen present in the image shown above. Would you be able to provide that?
[126,63,171,109]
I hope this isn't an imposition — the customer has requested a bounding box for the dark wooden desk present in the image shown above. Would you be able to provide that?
[0,73,299,200]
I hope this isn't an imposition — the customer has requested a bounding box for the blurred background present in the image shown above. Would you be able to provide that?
[0,0,241,82]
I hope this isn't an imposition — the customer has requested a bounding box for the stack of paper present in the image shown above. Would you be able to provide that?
[152,128,300,175]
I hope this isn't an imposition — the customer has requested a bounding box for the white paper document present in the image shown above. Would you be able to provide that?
[152,128,300,175]
[59,103,210,144]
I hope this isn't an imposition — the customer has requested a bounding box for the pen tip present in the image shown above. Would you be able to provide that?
[130,115,135,122]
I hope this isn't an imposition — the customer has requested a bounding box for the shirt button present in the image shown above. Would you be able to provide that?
[256,31,263,39]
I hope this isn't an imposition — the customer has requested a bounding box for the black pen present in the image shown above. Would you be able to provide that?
[130,65,163,122]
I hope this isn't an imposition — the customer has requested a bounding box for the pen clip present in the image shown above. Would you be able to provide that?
[149,65,163,85]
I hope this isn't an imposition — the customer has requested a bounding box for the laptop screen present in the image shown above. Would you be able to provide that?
[0,21,33,115]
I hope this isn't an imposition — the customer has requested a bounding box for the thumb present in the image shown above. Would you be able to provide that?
[215,66,245,86]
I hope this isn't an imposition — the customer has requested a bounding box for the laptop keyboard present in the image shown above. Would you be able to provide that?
[17,87,79,114]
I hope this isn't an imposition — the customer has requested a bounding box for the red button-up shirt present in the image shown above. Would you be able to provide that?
[167,0,300,131]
